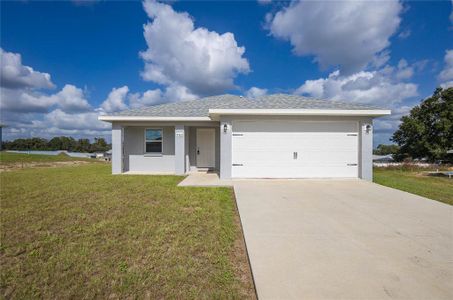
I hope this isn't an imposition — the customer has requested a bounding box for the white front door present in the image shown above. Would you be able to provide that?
[196,128,215,168]
[232,120,359,178]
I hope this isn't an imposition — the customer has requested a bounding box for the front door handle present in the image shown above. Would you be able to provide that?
[197,148,200,155]
[293,152,298,159]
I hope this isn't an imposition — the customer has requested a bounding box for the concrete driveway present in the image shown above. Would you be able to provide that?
[234,180,453,299]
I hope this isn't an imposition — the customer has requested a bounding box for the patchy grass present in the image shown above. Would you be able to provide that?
[0,151,93,165]
[374,168,453,205]
[0,164,255,299]
[0,152,100,171]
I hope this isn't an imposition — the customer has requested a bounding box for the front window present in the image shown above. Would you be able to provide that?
[145,128,163,153]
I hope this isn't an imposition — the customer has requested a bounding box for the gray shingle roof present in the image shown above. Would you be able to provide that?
[112,94,384,117]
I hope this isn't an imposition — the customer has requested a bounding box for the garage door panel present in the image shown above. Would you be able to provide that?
[233,150,357,163]
[233,165,358,178]
[233,134,357,149]
[232,120,359,178]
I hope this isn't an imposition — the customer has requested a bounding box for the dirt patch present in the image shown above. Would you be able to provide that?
[0,160,93,172]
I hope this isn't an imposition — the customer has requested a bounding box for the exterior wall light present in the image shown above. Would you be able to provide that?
[365,124,372,134]
[223,123,228,133]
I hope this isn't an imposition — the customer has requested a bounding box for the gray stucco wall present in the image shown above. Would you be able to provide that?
[359,118,373,181]
[123,126,175,173]
[174,125,185,175]
[188,127,197,171]
[219,117,232,179]
[112,123,123,174]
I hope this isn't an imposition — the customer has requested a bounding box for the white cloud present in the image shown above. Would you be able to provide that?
[0,49,91,114]
[438,49,453,86]
[295,59,419,146]
[398,29,411,39]
[1,88,56,113]
[0,49,110,140]
[47,84,92,113]
[374,105,412,134]
[140,0,250,96]
[1,84,91,114]
[295,67,418,107]
[100,86,129,113]
[245,87,268,98]
[163,84,198,102]
[395,59,414,80]
[44,109,109,131]
[0,48,55,90]
[129,89,163,109]
[2,107,111,141]
[267,0,402,74]
[105,84,198,111]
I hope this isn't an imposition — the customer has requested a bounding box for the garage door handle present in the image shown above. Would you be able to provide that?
[347,163,358,166]
[293,152,298,159]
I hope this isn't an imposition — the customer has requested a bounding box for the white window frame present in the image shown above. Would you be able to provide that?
[144,128,163,155]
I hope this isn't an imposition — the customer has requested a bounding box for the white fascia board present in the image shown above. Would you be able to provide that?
[209,109,391,117]
[98,116,212,122]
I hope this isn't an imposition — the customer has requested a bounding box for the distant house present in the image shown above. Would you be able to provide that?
[373,154,394,163]
[99,94,391,181]
[103,150,112,161]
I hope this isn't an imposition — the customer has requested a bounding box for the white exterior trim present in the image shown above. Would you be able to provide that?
[209,109,391,118]
[99,116,212,122]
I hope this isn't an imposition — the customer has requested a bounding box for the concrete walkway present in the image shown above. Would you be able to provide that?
[234,179,453,299]
[177,172,233,187]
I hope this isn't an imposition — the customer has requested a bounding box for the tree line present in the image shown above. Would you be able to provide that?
[1,136,111,153]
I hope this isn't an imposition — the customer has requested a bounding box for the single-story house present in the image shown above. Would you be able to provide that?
[99,94,391,180]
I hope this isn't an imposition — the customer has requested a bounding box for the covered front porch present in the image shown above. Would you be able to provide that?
[111,122,221,175]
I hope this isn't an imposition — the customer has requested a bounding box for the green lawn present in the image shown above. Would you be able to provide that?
[0,163,255,298]
[0,151,93,165]
[373,168,453,205]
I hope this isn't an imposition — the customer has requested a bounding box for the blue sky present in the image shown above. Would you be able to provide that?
[1,0,452,145]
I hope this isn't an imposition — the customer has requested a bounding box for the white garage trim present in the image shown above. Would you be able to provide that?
[231,120,360,179]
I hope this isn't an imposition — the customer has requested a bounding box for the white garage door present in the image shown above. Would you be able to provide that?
[232,120,359,178]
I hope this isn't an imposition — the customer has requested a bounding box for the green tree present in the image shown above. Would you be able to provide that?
[75,138,91,152]
[90,137,110,152]
[48,137,63,150]
[392,87,453,161]
[2,136,111,152]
